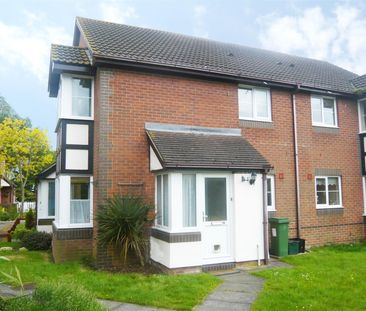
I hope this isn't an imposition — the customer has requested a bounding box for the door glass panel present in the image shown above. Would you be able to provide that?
[205,178,227,221]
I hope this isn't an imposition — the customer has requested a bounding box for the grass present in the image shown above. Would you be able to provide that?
[252,243,366,311]
[0,245,220,311]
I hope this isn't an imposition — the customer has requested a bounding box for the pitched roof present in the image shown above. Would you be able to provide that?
[36,163,56,180]
[51,44,90,66]
[75,17,358,94]
[351,75,366,92]
[146,124,270,170]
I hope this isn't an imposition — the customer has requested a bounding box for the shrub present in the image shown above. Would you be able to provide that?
[0,211,10,221]
[6,205,19,221]
[97,195,154,266]
[12,224,34,241]
[4,281,107,311]
[24,209,35,230]
[21,231,52,251]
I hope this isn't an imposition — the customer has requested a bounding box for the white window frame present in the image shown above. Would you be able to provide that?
[357,98,366,133]
[238,85,272,122]
[311,95,338,128]
[315,176,343,209]
[69,176,93,227]
[155,174,170,229]
[266,175,276,211]
[59,74,94,121]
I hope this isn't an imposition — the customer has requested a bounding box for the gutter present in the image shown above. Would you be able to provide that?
[292,88,301,238]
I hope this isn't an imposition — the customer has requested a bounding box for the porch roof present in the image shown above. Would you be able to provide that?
[146,124,271,170]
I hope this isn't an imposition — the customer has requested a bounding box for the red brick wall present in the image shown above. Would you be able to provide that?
[93,67,365,257]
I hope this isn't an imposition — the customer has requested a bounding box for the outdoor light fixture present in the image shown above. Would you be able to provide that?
[241,172,257,185]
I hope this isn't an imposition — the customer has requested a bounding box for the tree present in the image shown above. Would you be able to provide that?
[0,118,54,212]
[0,96,31,126]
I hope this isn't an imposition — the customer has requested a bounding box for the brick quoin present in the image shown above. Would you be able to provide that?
[93,67,365,265]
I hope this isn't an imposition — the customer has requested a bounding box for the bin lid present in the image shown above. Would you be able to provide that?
[269,217,289,224]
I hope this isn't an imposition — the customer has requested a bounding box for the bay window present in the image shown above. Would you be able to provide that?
[315,176,342,208]
[311,96,337,127]
[238,86,271,121]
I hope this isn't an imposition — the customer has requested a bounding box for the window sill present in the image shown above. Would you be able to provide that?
[316,206,343,210]
[239,119,273,129]
[312,123,338,129]
[240,118,272,123]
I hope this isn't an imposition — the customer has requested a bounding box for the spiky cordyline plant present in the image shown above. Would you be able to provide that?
[97,195,154,266]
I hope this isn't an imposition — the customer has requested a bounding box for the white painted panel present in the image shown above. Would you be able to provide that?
[233,173,264,262]
[65,149,88,170]
[150,147,163,171]
[37,225,53,233]
[56,175,71,228]
[66,124,89,145]
[150,237,202,269]
[0,179,10,187]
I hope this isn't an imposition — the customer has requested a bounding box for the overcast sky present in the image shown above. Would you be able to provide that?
[1,0,366,147]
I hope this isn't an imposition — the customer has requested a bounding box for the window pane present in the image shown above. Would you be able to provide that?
[311,97,322,123]
[266,178,272,207]
[163,175,169,227]
[255,89,269,118]
[329,192,340,205]
[323,98,336,125]
[70,200,90,223]
[70,177,90,224]
[183,175,196,227]
[238,88,253,119]
[156,175,162,225]
[72,78,91,117]
[72,78,91,98]
[316,178,326,204]
[361,100,366,132]
[328,177,339,191]
[205,178,227,221]
[48,181,55,217]
[71,178,89,200]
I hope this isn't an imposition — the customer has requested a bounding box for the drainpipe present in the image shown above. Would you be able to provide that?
[292,91,301,238]
[262,171,269,264]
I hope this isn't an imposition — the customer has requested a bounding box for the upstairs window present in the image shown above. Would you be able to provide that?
[72,78,92,117]
[315,176,342,209]
[358,99,366,132]
[311,96,337,127]
[238,87,271,122]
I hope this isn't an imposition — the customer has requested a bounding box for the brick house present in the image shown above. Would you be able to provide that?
[0,177,15,206]
[38,17,366,271]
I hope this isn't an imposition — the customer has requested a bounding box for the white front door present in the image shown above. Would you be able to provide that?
[198,174,233,264]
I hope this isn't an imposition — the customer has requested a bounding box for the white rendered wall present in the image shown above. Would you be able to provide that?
[150,147,163,171]
[232,173,264,262]
[66,124,89,145]
[150,237,202,268]
[65,149,89,170]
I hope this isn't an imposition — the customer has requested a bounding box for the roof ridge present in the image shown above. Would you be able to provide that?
[51,43,88,50]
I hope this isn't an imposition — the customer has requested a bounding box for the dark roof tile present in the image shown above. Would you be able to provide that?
[51,44,90,65]
[147,130,270,170]
[76,17,358,94]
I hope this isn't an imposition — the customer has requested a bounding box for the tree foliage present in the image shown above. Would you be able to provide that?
[0,96,31,126]
[0,118,54,210]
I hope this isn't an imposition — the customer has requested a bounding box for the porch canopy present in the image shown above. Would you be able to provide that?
[145,123,271,171]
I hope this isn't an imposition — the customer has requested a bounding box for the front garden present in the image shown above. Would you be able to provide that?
[0,242,220,310]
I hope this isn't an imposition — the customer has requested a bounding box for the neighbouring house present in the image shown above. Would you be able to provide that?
[0,177,15,206]
[36,164,56,233]
[45,16,366,272]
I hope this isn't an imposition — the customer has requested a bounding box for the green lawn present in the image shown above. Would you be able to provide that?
[252,243,366,311]
[0,242,220,311]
